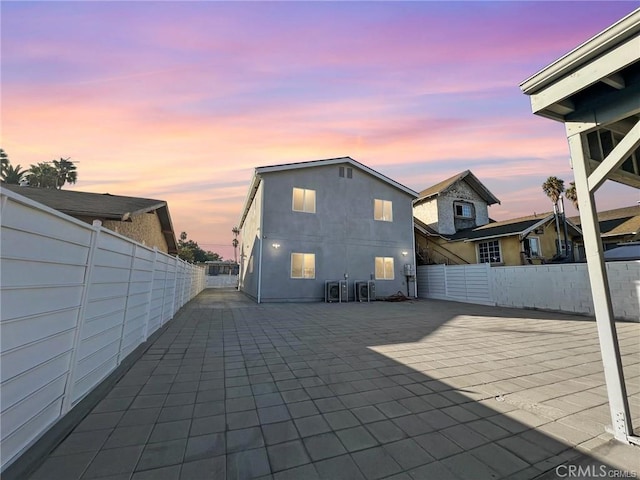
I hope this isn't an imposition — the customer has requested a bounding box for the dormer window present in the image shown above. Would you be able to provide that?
[454,201,473,218]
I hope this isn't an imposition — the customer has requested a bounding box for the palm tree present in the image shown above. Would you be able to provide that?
[2,164,27,184]
[542,176,566,256]
[52,157,77,189]
[231,226,240,263]
[0,149,9,179]
[565,182,578,211]
[27,163,58,188]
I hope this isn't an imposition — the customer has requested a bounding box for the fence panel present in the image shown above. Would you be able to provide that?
[417,261,638,320]
[0,193,93,469]
[0,187,205,472]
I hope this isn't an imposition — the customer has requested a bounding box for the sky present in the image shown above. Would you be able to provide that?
[2,1,638,260]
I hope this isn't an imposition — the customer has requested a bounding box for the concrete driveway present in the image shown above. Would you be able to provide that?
[25,289,640,479]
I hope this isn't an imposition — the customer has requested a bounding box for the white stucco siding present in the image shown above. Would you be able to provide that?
[413,200,439,231]
[239,181,263,300]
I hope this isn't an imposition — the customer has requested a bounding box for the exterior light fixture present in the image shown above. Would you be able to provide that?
[402,251,408,256]
[272,243,280,249]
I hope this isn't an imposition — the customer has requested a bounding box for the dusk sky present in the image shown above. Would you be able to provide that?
[2,1,638,260]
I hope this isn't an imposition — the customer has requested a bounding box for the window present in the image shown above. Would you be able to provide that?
[524,237,541,257]
[454,201,473,218]
[374,199,393,222]
[292,188,316,213]
[478,240,501,264]
[375,257,394,280]
[291,253,315,279]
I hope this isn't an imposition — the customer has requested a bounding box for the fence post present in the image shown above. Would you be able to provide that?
[61,222,101,414]
[116,244,137,365]
[171,256,179,316]
[143,248,158,341]
[159,256,168,326]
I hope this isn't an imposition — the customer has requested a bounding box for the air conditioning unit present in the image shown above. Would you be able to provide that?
[356,281,375,302]
[325,281,348,303]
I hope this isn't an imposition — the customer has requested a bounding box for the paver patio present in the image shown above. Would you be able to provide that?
[24,289,639,479]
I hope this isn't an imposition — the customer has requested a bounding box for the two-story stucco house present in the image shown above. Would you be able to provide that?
[238,157,418,302]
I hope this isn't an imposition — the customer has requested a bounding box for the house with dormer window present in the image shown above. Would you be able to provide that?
[413,170,581,266]
[238,157,418,302]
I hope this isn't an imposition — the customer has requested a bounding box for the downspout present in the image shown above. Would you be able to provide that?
[410,215,417,297]
[257,180,264,303]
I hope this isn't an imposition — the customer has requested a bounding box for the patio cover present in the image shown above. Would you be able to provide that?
[521,8,640,445]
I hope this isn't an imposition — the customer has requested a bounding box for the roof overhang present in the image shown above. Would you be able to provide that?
[239,157,419,229]
[520,8,640,189]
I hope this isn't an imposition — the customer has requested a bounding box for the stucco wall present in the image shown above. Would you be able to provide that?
[76,212,169,253]
[255,163,416,302]
[436,183,489,235]
[239,181,263,300]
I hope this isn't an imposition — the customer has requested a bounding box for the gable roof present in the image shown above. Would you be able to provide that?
[440,212,581,242]
[415,170,500,206]
[239,156,418,228]
[3,185,178,253]
[569,205,640,238]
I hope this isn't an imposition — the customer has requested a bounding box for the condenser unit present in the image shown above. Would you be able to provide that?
[356,281,376,302]
[325,281,348,303]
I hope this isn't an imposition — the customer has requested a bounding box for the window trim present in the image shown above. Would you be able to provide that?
[292,187,316,214]
[477,239,502,264]
[525,236,542,257]
[291,252,316,279]
[375,256,395,280]
[374,199,393,222]
[454,201,474,219]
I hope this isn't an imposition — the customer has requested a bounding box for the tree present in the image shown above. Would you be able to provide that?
[2,164,28,184]
[0,149,8,179]
[565,182,578,211]
[27,162,58,188]
[178,231,221,263]
[53,157,78,189]
[542,176,567,256]
[232,226,240,263]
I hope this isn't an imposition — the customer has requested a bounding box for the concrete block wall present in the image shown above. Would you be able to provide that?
[417,261,639,321]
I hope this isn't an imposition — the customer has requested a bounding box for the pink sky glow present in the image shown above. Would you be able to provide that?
[2,1,638,260]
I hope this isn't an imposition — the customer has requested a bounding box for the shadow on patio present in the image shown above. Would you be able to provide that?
[19,289,640,479]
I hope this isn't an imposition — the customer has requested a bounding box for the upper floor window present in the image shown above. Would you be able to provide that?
[375,257,395,280]
[292,188,316,213]
[478,240,501,264]
[454,201,474,218]
[291,253,315,279]
[374,199,393,222]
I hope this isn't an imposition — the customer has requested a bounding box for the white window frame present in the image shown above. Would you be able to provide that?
[374,199,393,222]
[291,253,315,279]
[454,201,474,218]
[478,240,502,264]
[292,188,316,214]
[527,236,542,257]
[375,257,395,280]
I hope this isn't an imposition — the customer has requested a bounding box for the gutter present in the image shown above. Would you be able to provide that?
[520,8,640,94]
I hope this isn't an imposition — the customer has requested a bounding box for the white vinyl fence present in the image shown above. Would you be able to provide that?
[417,262,639,321]
[0,188,205,472]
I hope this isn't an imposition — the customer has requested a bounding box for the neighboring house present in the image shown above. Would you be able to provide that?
[2,185,178,254]
[238,157,418,302]
[570,206,640,260]
[413,171,581,265]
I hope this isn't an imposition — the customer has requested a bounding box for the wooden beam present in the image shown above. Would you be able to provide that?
[602,72,625,90]
[588,119,640,192]
[565,82,640,136]
[530,36,639,114]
